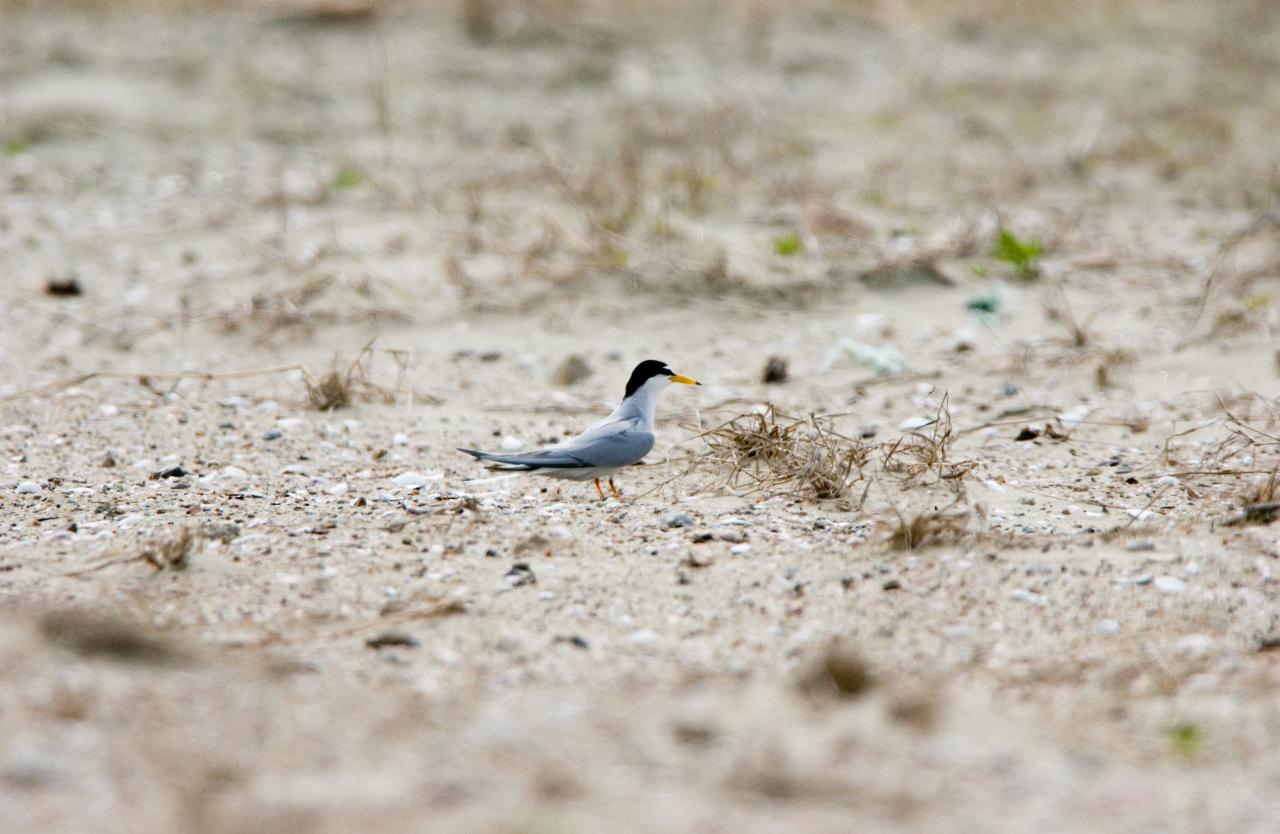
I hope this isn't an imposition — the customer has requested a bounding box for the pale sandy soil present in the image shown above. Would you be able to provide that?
[2,3,1280,832]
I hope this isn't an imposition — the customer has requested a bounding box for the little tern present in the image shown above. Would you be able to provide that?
[458,359,700,499]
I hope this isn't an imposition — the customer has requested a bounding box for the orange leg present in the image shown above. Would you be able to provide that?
[593,478,605,500]
[608,478,622,498]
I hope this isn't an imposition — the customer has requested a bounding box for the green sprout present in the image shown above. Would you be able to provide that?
[1168,722,1202,758]
[992,227,1043,279]
[333,166,364,189]
[3,138,32,156]
[772,232,803,256]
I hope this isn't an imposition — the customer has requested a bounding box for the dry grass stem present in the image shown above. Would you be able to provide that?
[881,394,977,482]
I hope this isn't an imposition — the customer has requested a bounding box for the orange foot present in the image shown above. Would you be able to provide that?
[608,478,622,498]
[593,478,605,500]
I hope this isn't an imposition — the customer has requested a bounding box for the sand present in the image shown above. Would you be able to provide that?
[2,2,1280,832]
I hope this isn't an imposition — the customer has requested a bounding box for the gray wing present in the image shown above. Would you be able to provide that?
[459,426,654,470]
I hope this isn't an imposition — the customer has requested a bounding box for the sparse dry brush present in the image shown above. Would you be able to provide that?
[696,397,980,547]
[881,395,977,483]
[303,340,411,411]
[886,505,972,551]
[699,406,871,503]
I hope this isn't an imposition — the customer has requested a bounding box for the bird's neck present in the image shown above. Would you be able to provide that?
[608,386,659,432]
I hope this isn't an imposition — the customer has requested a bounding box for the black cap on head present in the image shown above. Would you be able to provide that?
[624,359,672,398]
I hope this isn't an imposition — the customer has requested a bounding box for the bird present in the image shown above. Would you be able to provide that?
[458,359,700,500]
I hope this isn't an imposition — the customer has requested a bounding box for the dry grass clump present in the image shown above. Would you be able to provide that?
[67,525,203,576]
[141,526,200,571]
[887,507,971,551]
[694,396,979,512]
[796,640,875,700]
[1225,466,1280,526]
[881,395,976,482]
[303,340,404,411]
[40,609,185,665]
[700,406,870,502]
[1165,395,1280,525]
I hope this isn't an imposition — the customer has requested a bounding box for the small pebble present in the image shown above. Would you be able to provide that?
[1125,539,1156,552]
[1154,575,1185,594]
[1009,589,1047,606]
[1094,619,1121,636]
[628,629,658,647]
[393,433,410,446]
[16,481,40,494]
[683,551,714,568]
[1176,634,1213,655]
[499,436,525,452]
[663,512,694,529]
[392,472,430,489]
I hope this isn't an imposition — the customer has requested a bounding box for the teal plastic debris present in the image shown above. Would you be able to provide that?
[966,283,1006,322]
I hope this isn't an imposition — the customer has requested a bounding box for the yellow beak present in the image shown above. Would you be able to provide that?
[669,373,701,386]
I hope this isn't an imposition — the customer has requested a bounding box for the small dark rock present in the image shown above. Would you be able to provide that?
[44,276,83,297]
[762,356,789,384]
[555,634,590,650]
[505,561,536,587]
[262,430,283,441]
[152,466,187,480]
[882,578,902,591]
[365,632,419,649]
[1014,427,1040,441]
[1255,635,1280,653]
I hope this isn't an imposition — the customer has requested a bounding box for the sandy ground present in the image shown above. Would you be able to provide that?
[2,2,1280,832]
